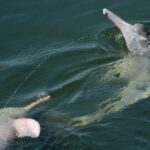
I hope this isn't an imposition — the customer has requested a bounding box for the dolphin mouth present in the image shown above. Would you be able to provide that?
[103,8,131,35]
[103,8,108,16]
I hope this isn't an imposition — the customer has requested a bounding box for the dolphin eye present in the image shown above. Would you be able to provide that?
[133,24,145,31]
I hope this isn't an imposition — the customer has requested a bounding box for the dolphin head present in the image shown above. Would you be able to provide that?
[103,8,150,56]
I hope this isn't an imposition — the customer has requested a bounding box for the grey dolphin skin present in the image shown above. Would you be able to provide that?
[0,95,50,150]
[103,8,150,56]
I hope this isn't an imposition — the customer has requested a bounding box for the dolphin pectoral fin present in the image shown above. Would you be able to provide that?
[121,81,150,104]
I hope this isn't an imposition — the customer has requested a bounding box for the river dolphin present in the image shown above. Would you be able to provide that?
[0,95,50,150]
[71,9,150,127]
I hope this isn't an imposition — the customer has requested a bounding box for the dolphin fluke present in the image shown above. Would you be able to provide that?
[24,95,51,111]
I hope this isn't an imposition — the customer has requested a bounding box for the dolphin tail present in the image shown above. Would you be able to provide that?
[24,95,51,111]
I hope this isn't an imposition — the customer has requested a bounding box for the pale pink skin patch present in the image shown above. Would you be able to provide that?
[0,95,50,149]
[13,118,41,138]
[0,118,40,150]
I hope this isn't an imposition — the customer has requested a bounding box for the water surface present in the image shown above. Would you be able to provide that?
[1,0,150,149]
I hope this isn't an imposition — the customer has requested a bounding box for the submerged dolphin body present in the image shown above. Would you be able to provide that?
[0,95,50,150]
[71,9,150,127]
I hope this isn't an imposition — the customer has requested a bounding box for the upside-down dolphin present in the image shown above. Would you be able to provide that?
[0,95,50,150]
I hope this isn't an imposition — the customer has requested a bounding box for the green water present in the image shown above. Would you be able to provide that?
[1,0,150,149]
